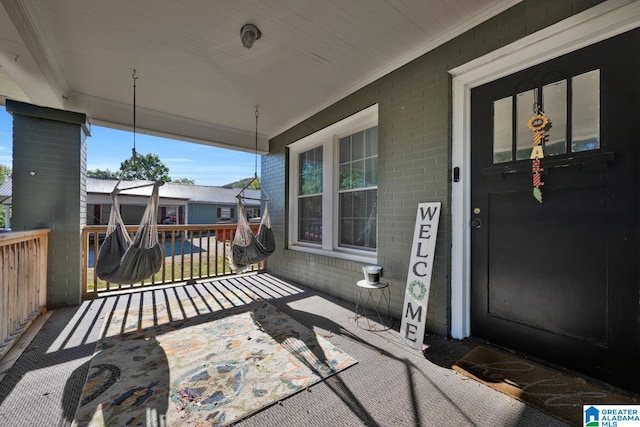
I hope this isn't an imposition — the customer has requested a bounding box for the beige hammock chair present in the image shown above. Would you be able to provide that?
[229,176,275,273]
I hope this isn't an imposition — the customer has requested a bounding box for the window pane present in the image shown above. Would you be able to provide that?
[339,163,351,189]
[299,146,323,195]
[352,160,365,187]
[340,192,353,218]
[298,196,322,243]
[339,127,377,248]
[572,70,600,152]
[493,96,512,163]
[352,131,364,160]
[542,80,567,156]
[339,136,350,164]
[365,127,378,157]
[339,189,377,250]
[339,126,378,190]
[365,157,378,186]
[339,168,351,190]
[516,89,535,160]
[366,126,378,187]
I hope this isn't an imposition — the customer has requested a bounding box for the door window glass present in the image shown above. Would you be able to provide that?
[516,89,535,160]
[491,69,600,164]
[493,97,512,163]
[572,70,600,152]
[542,80,567,156]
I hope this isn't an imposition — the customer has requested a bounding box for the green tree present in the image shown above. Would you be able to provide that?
[246,177,261,190]
[0,164,10,183]
[224,177,261,189]
[120,153,170,182]
[171,177,195,185]
[339,167,364,190]
[87,168,119,179]
[301,163,322,194]
[88,155,196,184]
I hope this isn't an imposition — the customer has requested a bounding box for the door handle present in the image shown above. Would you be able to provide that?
[471,218,483,229]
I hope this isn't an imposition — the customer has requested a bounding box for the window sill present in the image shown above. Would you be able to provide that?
[287,244,377,264]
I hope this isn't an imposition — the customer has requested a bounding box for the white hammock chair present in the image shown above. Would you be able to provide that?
[229,191,275,273]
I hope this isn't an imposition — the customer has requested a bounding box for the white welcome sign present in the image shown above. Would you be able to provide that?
[400,202,441,349]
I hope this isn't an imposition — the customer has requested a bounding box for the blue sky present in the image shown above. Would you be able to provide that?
[0,106,260,186]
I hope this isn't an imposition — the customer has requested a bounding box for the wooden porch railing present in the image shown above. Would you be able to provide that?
[82,223,264,298]
[0,229,49,360]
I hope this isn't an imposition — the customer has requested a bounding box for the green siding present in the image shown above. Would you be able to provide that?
[262,0,605,336]
[189,203,215,224]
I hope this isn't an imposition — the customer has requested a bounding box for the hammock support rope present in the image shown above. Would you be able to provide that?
[95,70,165,284]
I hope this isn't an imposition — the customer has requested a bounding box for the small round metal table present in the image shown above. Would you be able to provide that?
[355,279,391,331]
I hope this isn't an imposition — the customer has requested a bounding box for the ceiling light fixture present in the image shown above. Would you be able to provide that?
[240,23,261,49]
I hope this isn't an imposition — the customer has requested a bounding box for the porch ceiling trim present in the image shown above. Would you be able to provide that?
[0,0,66,109]
[78,93,270,155]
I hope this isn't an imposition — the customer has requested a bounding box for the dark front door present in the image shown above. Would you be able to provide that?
[470,29,640,391]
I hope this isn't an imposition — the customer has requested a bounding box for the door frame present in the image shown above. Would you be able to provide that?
[448,0,640,339]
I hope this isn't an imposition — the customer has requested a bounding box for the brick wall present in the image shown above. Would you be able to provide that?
[8,101,90,308]
[263,0,604,337]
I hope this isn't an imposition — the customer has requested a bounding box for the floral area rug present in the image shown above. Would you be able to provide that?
[73,299,357,426]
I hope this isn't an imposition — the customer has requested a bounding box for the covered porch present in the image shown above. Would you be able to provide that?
[2,1,640,424]
[0,273,567,426]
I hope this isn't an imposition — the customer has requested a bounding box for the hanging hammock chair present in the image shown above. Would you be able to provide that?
[94,70,164,284]
[229,106,276,272]
[95,177,164,284]
[230,190,276,272]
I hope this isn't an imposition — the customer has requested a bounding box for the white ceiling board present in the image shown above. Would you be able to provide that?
[0,0,521,150]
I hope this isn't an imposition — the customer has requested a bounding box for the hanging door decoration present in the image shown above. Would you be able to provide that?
[528,106,550,203]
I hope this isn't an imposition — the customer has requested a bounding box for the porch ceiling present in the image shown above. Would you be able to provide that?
[0,0,519,153]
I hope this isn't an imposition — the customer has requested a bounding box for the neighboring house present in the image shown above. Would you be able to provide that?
[262,1,640,393]
[0,177,261,226]
[0,179,10,229]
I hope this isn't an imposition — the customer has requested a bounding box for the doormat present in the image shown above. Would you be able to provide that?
[72,301,357,427]
[453,346,639,426]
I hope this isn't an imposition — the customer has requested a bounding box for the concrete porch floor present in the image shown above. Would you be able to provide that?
[0,273,572,426]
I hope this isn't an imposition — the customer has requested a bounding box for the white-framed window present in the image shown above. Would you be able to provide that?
[218,207,233,220]
[288,104,378,262]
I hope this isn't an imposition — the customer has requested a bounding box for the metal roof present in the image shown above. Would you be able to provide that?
[0,179,10,204]
[0,177,262,206]
[91,178,262,205]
